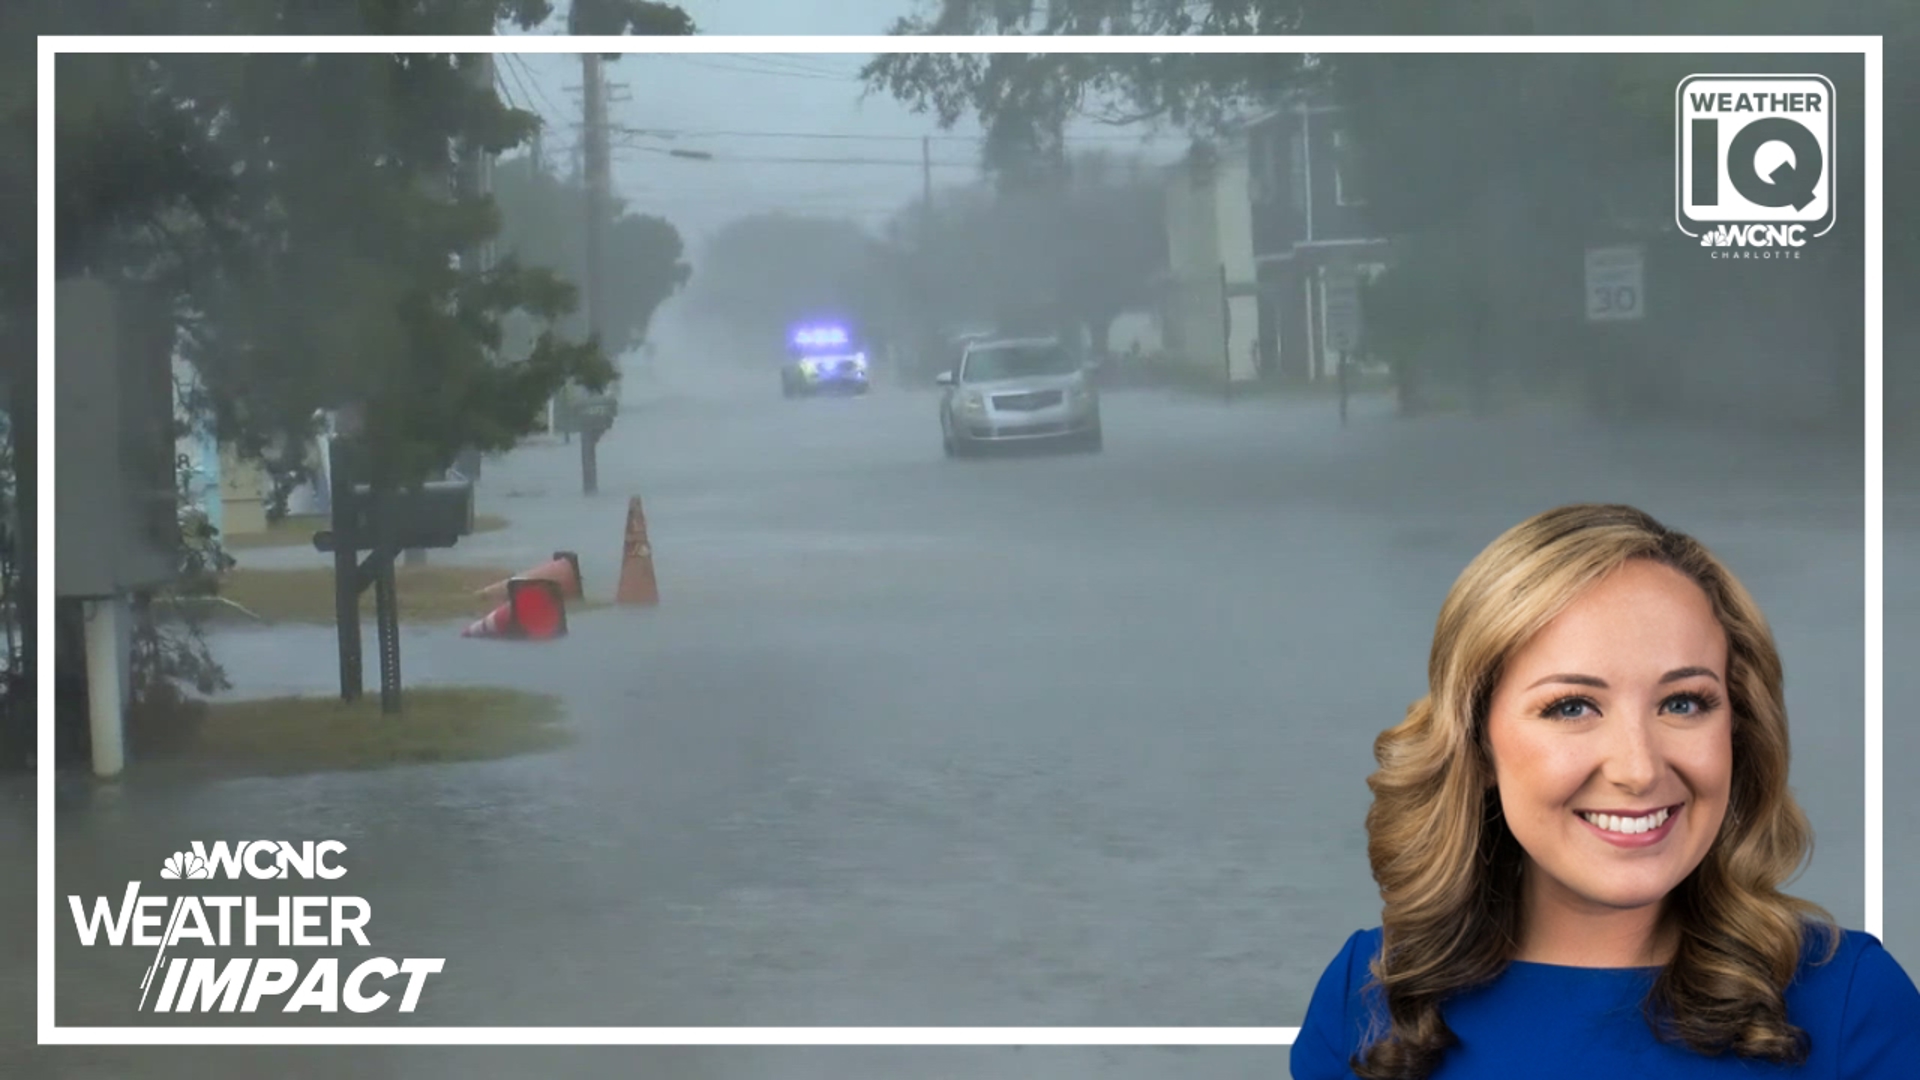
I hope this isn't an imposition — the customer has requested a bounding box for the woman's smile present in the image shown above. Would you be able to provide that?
[1575,802,1682,847]
[1486,558,1734,964]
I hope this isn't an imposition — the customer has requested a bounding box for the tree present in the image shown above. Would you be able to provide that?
[863,2,1904,420]
[1050,153,1168,357]
[682,212,895,347]
[7,0,699,759]
[118,52,608,493]
[890,151,1167,357]
[491,154,692,364]
[32,3,698,498]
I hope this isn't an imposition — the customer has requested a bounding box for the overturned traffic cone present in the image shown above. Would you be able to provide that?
[615,495,660,606]
[462,577,569,641]
[477,551,582,605]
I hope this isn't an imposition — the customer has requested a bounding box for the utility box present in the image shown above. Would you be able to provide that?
[56,277,180,599]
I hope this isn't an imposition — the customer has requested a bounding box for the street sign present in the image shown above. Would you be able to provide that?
[1585,245,1645,322]
[552,384,618,436]
[1322,270,1362,351]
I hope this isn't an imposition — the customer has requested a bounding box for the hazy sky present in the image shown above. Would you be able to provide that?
[499,0,1194,247]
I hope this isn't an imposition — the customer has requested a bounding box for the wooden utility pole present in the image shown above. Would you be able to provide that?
[918,134,935,379]
[579,52,612,495]
[922,135,933,214]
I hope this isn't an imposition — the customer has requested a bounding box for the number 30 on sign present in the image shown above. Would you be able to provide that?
[1585,245,1645,322]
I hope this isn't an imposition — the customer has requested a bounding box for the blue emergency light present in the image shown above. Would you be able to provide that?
[791,325,850,349]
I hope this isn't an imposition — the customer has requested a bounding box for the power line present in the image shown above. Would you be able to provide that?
[619,196,912,213]
[601,125,1186,145]
[626,127,967,143]
[710,53,870,78]
[687,54,865,81]
[654,55,861,83]
[493,76,522,113]
[496,57,537,118]
[504,54,565,126]
[609,147,978,169]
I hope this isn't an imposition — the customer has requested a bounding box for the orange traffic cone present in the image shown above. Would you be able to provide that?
[615,496,659,606]
[477,551,582,604]
[461,578,569,640]
[461,603,514,639]
[508,577,568,640]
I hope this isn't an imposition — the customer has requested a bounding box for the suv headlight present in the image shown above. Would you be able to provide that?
[959,390,987,413]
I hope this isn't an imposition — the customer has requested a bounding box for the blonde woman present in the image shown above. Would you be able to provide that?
[1292,504,1920,1078]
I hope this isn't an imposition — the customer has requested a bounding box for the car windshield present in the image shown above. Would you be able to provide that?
[962,343,1077,382]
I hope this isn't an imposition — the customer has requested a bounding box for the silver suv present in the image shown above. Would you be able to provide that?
[937,337,1101,456]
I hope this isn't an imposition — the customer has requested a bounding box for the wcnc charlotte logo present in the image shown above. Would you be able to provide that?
[66,841,445,1015]
[1676,74,1836,259]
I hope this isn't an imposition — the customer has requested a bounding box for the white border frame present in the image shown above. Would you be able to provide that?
[37,33,1883,1047]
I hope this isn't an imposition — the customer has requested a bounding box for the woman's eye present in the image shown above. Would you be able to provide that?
[1664,693,1714,715]
[1544,698,1593,720]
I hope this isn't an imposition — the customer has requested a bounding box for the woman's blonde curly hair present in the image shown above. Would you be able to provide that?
[1354,503,1837,1079]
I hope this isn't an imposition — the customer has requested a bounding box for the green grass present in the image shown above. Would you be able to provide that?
[212,562,614,626]
[222,513,509,551]
[137,688,573,778]
[216,563,520,624]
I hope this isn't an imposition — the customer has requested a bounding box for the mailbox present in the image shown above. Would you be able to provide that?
[328,479,474,551]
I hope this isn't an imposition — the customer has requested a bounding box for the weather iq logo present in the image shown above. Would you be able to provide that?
[1676,74,1836,259]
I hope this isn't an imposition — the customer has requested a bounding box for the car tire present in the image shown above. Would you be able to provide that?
[1081,427,1103,453]
[944,418,971,458]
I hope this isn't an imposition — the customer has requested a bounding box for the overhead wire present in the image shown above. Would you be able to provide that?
[497,56,539,121]
[606,126,1176,145]
[654,55,861,83]
[610,149,979,170]
[707,53,871,78]
[503,53,566,127]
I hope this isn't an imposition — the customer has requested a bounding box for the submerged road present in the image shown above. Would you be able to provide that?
[5,371,1874,1077]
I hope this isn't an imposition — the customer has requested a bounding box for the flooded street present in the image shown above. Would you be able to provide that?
[5,372,1874,1077]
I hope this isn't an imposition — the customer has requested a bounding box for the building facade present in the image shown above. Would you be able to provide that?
[1245,97,1393,382]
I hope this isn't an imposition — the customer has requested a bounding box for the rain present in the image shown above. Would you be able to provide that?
[4,3,1909,1077]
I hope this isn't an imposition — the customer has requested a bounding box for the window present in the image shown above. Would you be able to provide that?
[960,342,1077,382]
[1333,129,1364,207]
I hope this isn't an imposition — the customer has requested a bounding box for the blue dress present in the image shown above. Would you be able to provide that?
[1292,927,1920,1078]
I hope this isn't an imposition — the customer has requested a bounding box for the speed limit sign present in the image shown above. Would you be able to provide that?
[1585,245,1645,322]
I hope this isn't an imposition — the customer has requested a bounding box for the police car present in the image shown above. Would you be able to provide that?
[780,324,871,397]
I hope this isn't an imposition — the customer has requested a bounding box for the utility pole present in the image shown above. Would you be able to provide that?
[918,134,934,380]
[578,52,615,495]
